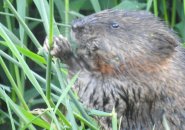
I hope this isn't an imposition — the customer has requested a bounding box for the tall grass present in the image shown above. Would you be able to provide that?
[0,0,185,130]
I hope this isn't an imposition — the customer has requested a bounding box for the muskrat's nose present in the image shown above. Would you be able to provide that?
[71,19,84,32]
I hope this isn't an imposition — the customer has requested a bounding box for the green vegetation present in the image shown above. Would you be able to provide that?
[0,0,184,129]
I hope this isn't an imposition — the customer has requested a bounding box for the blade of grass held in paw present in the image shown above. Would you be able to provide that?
[112,108,118,130]
[46,0,54,100]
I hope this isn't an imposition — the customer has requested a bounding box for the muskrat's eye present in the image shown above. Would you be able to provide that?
[111,23,119,29]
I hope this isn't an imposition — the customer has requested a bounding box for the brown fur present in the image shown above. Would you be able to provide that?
[46,10,185,129]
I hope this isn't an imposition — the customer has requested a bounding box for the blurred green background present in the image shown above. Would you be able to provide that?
[0,0,185,130]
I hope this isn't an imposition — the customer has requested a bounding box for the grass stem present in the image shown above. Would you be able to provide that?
[46,0,54,100]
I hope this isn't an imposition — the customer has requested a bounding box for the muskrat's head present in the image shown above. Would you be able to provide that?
[71,9,179,74]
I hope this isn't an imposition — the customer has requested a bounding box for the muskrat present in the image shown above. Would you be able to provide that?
[44,9,185,129]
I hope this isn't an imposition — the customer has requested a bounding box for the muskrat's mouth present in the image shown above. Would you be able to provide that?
[70,29,85,47]
[70,30,77,43]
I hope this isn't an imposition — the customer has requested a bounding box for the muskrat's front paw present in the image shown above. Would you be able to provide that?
[43,34,71,57]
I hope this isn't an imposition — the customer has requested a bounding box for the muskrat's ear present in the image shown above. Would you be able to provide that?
[158,32,178,46]
[151,31,178,57]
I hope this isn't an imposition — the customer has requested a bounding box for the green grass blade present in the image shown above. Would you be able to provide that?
[0,11,69,27]
[4,6,12,31]
[171,0,177,27]
[49,0,54,48]
[49,101,71,128]
[5,0,41,49]
[162,0,169,24]
[0,84,10,92]
[54,72,79,113]
[0,41,47,65]
[65,0,69,38]
[146,0,153,11]
[0,23,61,130]
[112,108,117,130]
[74,112,98,130]
[0,109,20,126]
[0,24,46,103]
[114,0,146,10]
[33,0,60,35]
[118,116,123,130]
[162,114,170,130]
[66,99,78,130]
[0,56,29,110]
[21,108,51,130]
[184,0,185,16]
[16,0,27,97]
[0,50,60,94]
[153,0,158,16]
[54,0,65,22]
[18,46,47,65]
[0,88,36,130]
[88,109,112,117]
[0,23,21,44]
[16,0,27,43]
[54,60,92,123]
[69,11,84,18]
[46,0,54,100]
[4,90,16,130]
[90,0,101,12]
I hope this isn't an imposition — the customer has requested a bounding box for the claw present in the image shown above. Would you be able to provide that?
[43,37,50,52]
[43,34,71,57]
